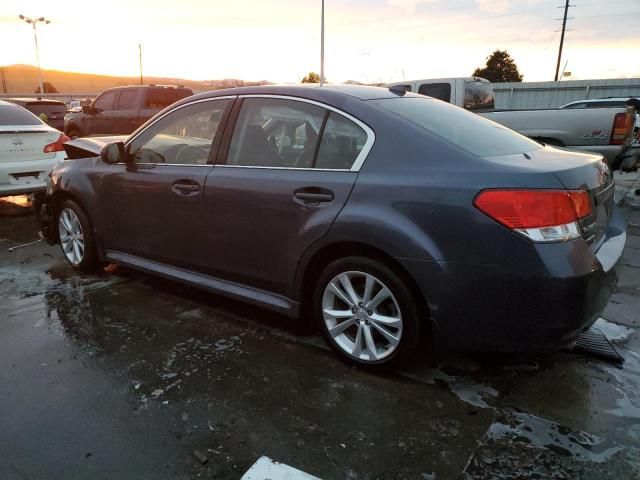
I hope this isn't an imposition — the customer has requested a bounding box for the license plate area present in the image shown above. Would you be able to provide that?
[9,171,42,185]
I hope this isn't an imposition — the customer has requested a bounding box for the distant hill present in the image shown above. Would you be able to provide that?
[0,64,271,94]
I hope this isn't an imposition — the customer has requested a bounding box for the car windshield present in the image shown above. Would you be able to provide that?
[373,96,541,157]
[0,104,43,126]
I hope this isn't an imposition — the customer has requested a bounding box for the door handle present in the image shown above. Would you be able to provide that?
[293,187,334,205]
[171,181,201,196]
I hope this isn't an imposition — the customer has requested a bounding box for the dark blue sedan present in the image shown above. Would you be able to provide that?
[38,85,626,367]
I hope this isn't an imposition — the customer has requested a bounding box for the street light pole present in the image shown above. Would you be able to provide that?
[320,0,325,86]
[19,14,50,96]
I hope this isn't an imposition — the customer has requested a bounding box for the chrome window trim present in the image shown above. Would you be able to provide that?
[214,164,351,172]
[235,94,376,172]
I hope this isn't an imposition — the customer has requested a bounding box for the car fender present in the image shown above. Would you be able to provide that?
[48,157,106,252]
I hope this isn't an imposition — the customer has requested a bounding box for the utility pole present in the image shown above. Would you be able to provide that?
[320,0,325,86]
[19,15,50,95]
[554,0,572,81]
[0,67,7,94]
[139,43,143,85]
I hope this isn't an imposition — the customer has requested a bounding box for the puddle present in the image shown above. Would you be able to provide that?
[401,367,498,408]
[594,317,635,343]
[487,411,624,463]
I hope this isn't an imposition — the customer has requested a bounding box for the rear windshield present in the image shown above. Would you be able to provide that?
[464,81,495,110]
[373,97,540,157]
[144,88,193,109]
[26,103,66,116]
[0,105,42,126]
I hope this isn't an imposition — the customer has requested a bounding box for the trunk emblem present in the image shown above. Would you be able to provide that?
[12,139,23,145]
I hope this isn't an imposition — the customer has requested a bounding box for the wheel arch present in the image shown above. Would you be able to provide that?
[49,190,105,262]
[296,240,431,327]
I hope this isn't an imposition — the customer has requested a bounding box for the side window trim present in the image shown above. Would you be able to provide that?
[123,96,238,166]
[216,94,375,172]
[310,110,330,168]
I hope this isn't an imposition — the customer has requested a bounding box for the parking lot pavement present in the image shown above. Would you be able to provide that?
[1,196,639,480]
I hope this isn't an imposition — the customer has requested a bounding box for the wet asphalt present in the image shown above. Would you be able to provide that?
[1,186,639,480]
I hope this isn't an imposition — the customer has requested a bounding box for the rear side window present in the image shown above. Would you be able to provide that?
[144,89,192,109]
[374,97,540,157]
[464,81,495,110]
[226,98,325,168]
[315,112,367,169]
[0,105,42,125]
[117,90,139,110]
[418,83,451,103]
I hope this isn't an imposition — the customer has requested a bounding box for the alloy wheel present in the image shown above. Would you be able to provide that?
[322,271,403,362]
[58,208,85,266]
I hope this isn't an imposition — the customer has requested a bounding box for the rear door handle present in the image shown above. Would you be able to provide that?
[293,187,334,205]
[171,181,201,196]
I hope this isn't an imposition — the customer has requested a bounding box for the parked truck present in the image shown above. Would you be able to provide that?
[387,77,638,169]
[64,85,193,138]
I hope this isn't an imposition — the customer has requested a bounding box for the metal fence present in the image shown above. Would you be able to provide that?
[493,78,640,110]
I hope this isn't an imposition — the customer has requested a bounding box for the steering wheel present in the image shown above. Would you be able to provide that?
[175,144,207,165]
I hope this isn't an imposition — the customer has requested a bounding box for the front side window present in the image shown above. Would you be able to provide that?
[94,91,117,111]
[129,99,231,165]
[418,83,452,103]
[315,112,367,169]
[226,98,325,168]
[117,90,139,111]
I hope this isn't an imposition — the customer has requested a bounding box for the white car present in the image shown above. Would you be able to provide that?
[0,100,68,197]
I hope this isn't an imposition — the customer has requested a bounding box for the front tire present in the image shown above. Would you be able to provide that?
[57,199,99,273]
[313,256,421,368]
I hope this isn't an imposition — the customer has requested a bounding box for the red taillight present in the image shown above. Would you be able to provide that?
[474,189,592,231]
[610,112,629,145]
[43,133,70,153]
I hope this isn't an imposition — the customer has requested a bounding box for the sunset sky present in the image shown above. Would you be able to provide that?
[1,0,639,83]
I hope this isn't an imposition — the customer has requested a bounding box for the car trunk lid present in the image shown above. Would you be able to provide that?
[0,125,59,162]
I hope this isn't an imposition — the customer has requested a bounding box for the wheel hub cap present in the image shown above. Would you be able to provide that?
[58,208,85,266]
[322,271,403,362]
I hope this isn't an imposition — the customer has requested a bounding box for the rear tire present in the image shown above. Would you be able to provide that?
[57,199,99,273]
[313,256,421,368]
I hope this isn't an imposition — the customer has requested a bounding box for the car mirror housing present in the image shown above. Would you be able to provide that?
[81,105,93,114]
[100,142,126,164]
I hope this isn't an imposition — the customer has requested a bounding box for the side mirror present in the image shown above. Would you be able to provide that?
[100,142,126,164]
[81,105,93,114]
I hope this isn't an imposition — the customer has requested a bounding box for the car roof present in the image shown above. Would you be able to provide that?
[183,84,401,105]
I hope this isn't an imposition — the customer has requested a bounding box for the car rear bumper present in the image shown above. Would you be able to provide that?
[399,206,626,353]
[0,157,60,197]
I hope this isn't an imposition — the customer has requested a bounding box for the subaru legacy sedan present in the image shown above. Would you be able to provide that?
[38,85,626,367]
